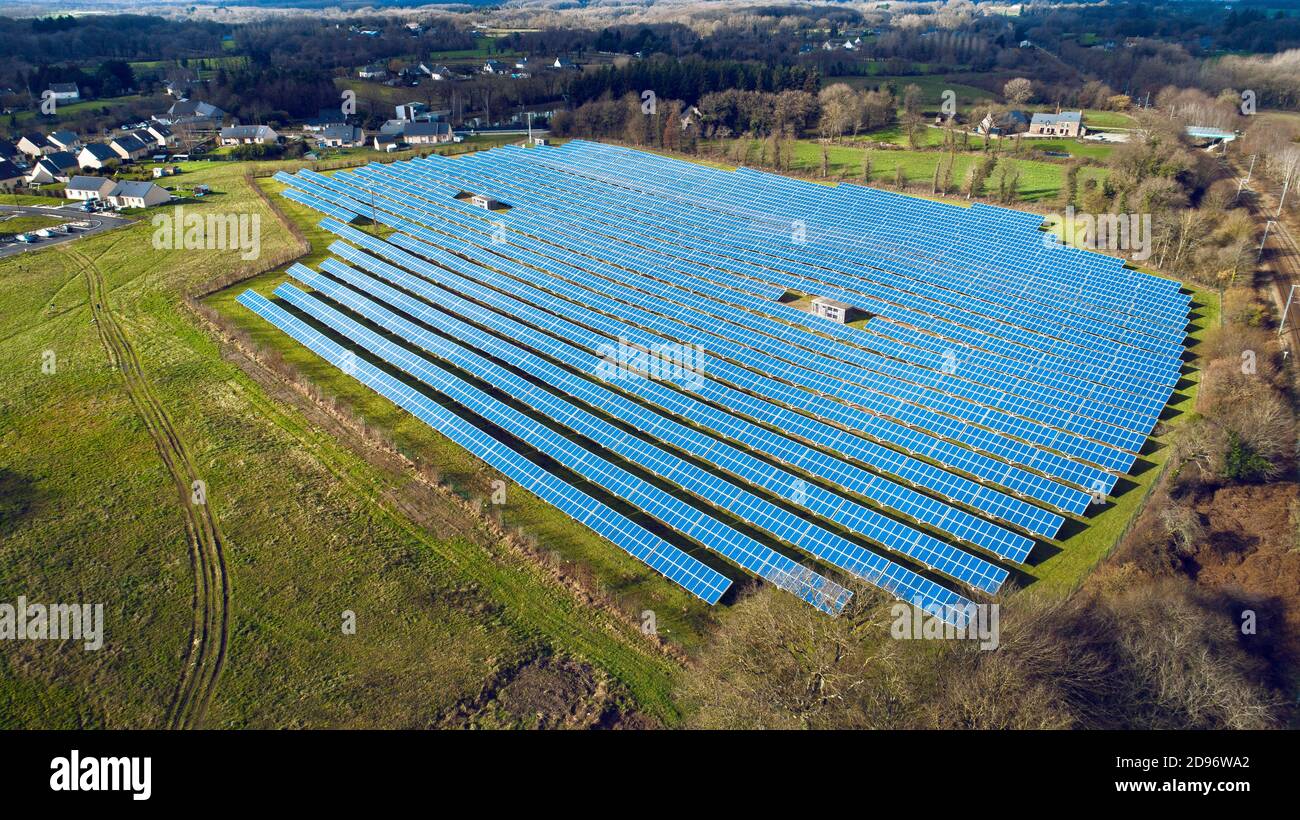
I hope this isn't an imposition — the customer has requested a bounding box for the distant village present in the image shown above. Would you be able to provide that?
[0,53,571,213]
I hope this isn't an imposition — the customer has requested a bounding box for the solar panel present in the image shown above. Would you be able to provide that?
[235,288,733,605]
[267,142,1189,622]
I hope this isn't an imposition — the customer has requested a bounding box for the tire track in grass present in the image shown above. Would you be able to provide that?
[69,246,230,729]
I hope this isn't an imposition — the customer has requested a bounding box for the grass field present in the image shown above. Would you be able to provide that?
[9,93,160,127]
[0,194,60,206]
[712,137,1109,203]
[0,214,66,236]
[0,160,682,728]
[850,126,1116,160]
[831,73,995,109]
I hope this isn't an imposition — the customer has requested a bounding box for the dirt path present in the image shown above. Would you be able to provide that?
[69,246,231,729]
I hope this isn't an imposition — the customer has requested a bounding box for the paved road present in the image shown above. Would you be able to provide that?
[0,203,133,259]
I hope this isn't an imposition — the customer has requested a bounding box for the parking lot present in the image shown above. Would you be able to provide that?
[0,203,133,259]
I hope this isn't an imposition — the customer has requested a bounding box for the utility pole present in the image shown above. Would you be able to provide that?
[1245,153,1256,183]
[1277,162,1294,218]
[526,111,533,144]
[1258,219,1275,261]
[1280,284,1298,338]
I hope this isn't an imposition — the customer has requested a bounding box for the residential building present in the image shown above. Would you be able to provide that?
[483,60,506,75]
[552,57,575,69]
[395,102,428,122]
[977,109,1031,136]
[77,143,120,170]
[0,159,23,192]
[109,134,153,161]
[358,64,388,79]
[373,134,401,152]
[1028,111,1084,137]
[317,124,365,148]
[158,100,226,126]
[47,130,81,152]
[107,180,170,209]
[401,121,452,145]
[304,108,348,131]
[219,125,279,145]
[145,123,175,148]
[64,175,119,201]
[26,151,78,184]
[17,133,54,158]
[47,83,80,102]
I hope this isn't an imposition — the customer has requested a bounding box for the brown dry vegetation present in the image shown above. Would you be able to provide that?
[677,576,1287,730]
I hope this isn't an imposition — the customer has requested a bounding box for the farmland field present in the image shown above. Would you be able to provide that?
[0,160,682,729]
[709,137,1110,203]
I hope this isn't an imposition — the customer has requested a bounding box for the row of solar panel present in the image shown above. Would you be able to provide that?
[486,147,1188,385]
[351,159,1173,432]
[314,219,1041,571]
[237,287,975,621]
[281,170,1103,521]
[385,155,1161,449]
[562,142,1188,325]
[551,142,1189,330]
[287,259,1012,590]
[327,160,1142,481]
[417,150,1185,401]
[310,196,1102,516]
[236,289,739,605]
[514,146,1189,360]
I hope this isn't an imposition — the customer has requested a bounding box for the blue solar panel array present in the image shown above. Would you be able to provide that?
[248,141,1189,620]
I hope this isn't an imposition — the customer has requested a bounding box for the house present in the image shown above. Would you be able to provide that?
[17,133,54,158]
[514,58,530,70]
[64,175,119,201]
[107,180,170,209]
[0,141,19,163]
[26,151,78,184]
[395,101,428,122]
[552,57,575,69]
[0,159,23,192]
[358,64,388,79]
[811,296,854,324]
[109,134,153,161]
[373,134,401,152]
[977,110,1030,136]
[159,100,226,126]
[47,83,80,102]
[483,60,506,75]
[219,125,279,145]
[145,123,175,148]
[77,143,120,170]
[317,124,365,148]
[402,121,452,145]
[47,130,81,152]
[1028,111,1084,137]
[379,119,407,136]
[424,65,454,81]
[303,108,348,131]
